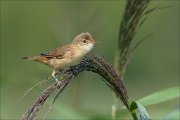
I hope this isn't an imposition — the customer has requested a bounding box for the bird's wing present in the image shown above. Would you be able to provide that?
[40,45,72,59]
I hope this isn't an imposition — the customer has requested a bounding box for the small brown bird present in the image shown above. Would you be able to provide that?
[23,32,95,82]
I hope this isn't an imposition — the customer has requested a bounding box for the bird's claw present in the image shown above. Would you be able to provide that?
[52,76,61,88]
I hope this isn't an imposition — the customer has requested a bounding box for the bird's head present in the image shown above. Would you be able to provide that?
[73,32,95,52]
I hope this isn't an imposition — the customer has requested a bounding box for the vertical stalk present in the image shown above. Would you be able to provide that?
[113,0,152,119]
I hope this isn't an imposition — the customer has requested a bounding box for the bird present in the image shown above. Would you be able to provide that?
[22,32,95,82]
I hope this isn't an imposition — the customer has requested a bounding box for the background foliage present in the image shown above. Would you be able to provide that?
[0,0,179,119]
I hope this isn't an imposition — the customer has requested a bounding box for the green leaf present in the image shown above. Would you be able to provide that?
[138,87,180,106]
[136,102,151,120]
[130,101,151,120]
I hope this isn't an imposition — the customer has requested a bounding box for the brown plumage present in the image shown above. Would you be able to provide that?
[23,32,95,81]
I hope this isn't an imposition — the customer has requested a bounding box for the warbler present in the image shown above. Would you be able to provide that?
[23,32,95,82]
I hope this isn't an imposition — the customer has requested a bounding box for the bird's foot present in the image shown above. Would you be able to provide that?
[52,76,61,88]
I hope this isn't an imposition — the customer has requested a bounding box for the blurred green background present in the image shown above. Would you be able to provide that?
[0,0,179,119]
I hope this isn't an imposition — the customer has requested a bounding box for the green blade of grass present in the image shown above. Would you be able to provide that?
[138,86,180,106]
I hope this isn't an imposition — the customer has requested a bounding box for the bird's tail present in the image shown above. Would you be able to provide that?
[22,55,49,65]
[22,56,42,61]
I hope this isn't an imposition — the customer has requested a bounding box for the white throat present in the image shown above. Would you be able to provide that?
[78,43,94,52]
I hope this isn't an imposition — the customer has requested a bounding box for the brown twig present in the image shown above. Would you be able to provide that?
[21,53,130,120]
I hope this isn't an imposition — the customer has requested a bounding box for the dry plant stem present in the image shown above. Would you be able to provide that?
[21,82,59,120]
[20,78,49,100]
[21,71,75,120]
[114,1,170,120]
[113,0,155,119]
[116,1,169,78]
[53,53,130,110]
[21,53,130,120]
[116,0,151,78]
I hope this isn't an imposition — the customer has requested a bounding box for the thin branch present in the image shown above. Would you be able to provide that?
[19,78,49,101]
[21,81,60,120]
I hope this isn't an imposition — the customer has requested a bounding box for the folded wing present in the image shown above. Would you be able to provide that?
[40,45,72,59]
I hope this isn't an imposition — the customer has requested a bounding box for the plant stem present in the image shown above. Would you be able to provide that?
[132,112,138,120]
[113,0,154,119]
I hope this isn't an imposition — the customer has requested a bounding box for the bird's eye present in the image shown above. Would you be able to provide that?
[82,39,87,43]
